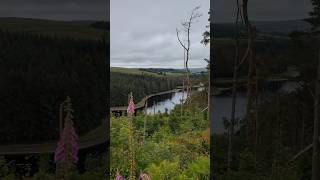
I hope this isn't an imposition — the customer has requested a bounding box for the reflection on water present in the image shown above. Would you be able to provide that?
[146,91,187,115]
[211,81,300,134]
[145,81,300,134]
[278,81,302,93]
[212,92,247,134]
[145,89,247,134]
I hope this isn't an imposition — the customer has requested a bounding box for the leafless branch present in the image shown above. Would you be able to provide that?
[176,29,187,51]
[203,58,210,63]
[201,106,208,112]
[176,6,202,105]
[290,143,313,162]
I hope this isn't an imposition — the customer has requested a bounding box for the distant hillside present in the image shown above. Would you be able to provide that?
[111,67,184,77]
[253,20,311,36]
[110,67,182,106]
[214,19,311,38]
[189,68,207,74]
[0,17,109,40]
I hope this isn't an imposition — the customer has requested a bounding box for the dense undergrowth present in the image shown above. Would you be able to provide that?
[110,92,210,179]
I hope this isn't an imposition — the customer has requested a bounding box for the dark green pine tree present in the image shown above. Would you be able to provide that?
[308,0,320,32]
[308,1,320,180]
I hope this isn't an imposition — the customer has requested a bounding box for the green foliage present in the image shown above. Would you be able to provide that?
[146,160,181,180]
[37,154,52,173]
[183,156,210,179]
[214,92,311,180]
[110,101,210,179]
[110,117,133,178]
[28,152,107,179]
[76,172,103,180]
[32,172,55,180]
[0,156,9,177]
[85,153,108,173]
[2,174,16,180]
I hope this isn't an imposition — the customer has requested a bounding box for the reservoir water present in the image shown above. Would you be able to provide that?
[146,90,187,115]
[145,89,246,134]
[146,81,300,134]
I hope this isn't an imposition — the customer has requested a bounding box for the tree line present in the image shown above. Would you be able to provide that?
[110,72,182,107]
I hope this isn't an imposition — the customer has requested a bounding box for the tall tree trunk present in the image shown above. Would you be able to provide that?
[312,48,320,180]
[228,42,239,172]
[243,0,258,147]
[227,0,241,172]
[186,24,191,101]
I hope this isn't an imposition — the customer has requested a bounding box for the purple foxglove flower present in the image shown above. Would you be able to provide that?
[127,95,135,115]
[115,174,122,180]
[139,173,150,180]
[54,140,64,162]
[54,109,79,165]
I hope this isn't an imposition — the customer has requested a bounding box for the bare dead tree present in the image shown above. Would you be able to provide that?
[242,0,258,148]
[227,0,242,173]
[180,49,186,120]
[181,81,184,121]
[176,6,202,103]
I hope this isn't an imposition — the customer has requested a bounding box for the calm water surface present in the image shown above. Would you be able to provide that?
[146,90,247,134]
[147,81,300,134]
[146,91,187,115]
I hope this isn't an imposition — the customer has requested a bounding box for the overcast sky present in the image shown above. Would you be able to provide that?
[213,0,312,22]
[2,0,311,68]
[0,0,109,21]
[111,0,210,68]
[111,0,312,68]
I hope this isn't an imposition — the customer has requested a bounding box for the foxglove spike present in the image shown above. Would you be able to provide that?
[54,97,79,165]
[54,140,65,162]
[139,173,150,180]
[127,94,135,115]
[115,174,122,180]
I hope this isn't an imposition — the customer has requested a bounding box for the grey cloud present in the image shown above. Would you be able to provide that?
[112,0,311,68]
[111,29,209,68]
[213,0,312,22]
[111,0,209,68]
[0,0,109,20]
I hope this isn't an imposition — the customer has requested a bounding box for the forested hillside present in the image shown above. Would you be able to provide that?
[0,17,108,40]
[214,20,310,38]
[110,70,182,106]
[214,40,293,80]
[0,30,108,143]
